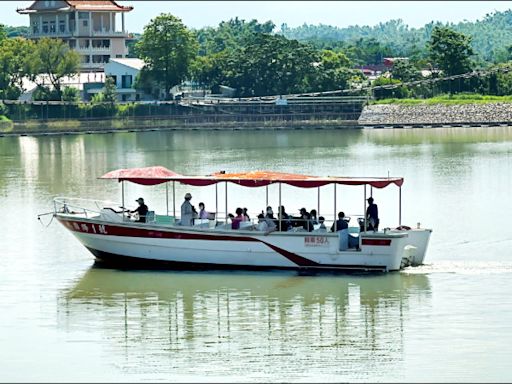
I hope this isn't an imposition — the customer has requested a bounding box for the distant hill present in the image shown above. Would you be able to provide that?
[278,9,512,65]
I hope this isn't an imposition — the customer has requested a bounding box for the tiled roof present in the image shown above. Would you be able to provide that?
[18,1,133,13]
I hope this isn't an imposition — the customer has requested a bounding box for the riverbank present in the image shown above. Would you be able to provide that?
[0,115,359,137]
[358,102,512,125]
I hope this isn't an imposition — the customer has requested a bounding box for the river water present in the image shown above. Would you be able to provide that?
[1,127,511,382]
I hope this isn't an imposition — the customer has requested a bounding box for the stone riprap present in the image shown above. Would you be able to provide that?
[358,103,512,125]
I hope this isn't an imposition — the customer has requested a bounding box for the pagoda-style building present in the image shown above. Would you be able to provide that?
[17,0,133,71]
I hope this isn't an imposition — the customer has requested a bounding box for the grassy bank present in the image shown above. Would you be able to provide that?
[372,94,512,105]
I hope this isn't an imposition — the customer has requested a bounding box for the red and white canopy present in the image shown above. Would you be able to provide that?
[99,166,182,186]
[100,168,403,189]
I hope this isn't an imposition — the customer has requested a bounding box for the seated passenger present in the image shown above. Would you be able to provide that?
[309,209,319,226]
[330,211,349,232]
[198,202,208,220]
[278,205,292,231]
[315,216,327,232]
[243,207,250,222]
[231,207,244,230]
[299,208,313,232]
[130,197,148,223]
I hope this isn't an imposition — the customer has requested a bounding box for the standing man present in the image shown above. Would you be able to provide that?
[180,193,196,226]
[366,197,379,231]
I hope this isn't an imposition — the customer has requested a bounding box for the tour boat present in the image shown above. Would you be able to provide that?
[50,166,432,272]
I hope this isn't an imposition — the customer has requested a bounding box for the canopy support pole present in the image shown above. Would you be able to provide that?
[266,185,268,208]
[399,185,402,226]
[121,180,125,220]
[215,183,218,222]
[172,181,176,218]
[225,182,228,224]
[165,182,169,216]
[333,183,337,231]
[317,186,320,218]
[278,182,282,231]
[364,185,367,232]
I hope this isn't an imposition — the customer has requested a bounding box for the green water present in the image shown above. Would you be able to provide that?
[1,127,511,382]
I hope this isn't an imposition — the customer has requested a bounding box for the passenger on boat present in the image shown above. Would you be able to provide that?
[180,193,196,226]
[314,216,327,232]
[309,209,319,226]
[257,213,277,233]
[130,197,148,223]
[231,208,244,229]
[243,208,250,221]
[299,208,313,232]
[366,197,379,231]
[278,206,292,231]
[330,211,348,232]
[261,209,277,230]
[198,202,208,220]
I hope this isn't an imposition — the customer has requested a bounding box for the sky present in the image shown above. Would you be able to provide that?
[3,1,512,33]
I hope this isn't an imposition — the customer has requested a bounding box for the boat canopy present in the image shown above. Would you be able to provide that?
[177,171,403,188]
[99,166,182,186]
[100,168,403,188]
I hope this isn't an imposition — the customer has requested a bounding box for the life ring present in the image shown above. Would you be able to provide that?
[396,225,411,231]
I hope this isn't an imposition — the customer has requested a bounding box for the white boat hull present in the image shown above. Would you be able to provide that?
[56,215,429,272]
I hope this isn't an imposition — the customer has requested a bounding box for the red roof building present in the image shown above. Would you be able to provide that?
[17,1,134,71]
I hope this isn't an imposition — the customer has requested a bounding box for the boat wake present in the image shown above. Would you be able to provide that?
[402,260,512,275]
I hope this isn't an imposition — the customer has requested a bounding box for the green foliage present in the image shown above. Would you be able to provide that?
[61,86,80,102]
[391,59,420,82]
[0,37,34,100]
[373,93,512,105]
[195,18,275,56]
[372,77,409,99]
[103,77,118,104]
[428,27,474,76]
[28,37,80,100]
[135,13,198,99]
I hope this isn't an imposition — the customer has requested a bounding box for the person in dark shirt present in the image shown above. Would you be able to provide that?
[131,197,148,223]
[331,211,349,232]
[366,197,379,231]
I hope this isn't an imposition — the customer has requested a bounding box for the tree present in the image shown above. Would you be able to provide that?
[135,13,198,99]
[0,37,34,100]
[428,26,474,76]
[391,59,420,82]
[61,86,80,102]
[28,37,80,100]
[103,77,118,104]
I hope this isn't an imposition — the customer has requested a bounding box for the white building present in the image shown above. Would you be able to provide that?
[100,58,148,101]
[17,0,133,71]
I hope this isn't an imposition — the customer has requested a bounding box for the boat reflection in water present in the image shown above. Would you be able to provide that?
[59,266,431,380]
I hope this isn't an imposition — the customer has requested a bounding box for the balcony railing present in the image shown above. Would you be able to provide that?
[30,29,128,38]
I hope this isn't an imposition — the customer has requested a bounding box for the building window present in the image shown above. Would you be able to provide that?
[81,55,90,64]
[59,20,65,33]
[92,39,110,49]
[68,40,76,49]
[79,39,89,49]
[121,75,132,88]
[83,20,88,27]
[92,55,110,64]
[78,12,89,19]
[32,21,39,34]
[42,21,49,34]
[122,94,127,102]
[50,21,56,33]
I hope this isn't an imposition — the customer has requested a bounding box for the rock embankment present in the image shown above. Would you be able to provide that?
[358,103,512,125]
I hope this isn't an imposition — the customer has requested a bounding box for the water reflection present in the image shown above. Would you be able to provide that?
[58,267,431,380]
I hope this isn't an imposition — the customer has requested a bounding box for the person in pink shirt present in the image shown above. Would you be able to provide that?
[230,207,244,229]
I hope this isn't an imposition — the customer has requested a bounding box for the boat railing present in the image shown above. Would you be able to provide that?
[53,196,122,219]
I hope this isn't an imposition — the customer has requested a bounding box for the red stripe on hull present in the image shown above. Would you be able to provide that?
[361,239,392,246]
[58,217,319,267]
